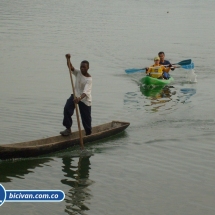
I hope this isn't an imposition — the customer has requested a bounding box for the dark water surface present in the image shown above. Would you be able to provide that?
[1,0,215,214]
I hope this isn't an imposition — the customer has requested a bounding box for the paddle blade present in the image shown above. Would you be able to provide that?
[177,59,192,66]
[125,68,145,74]
[181,62,194,69]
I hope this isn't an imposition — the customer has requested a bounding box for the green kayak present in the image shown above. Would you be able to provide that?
[140,76,174,86]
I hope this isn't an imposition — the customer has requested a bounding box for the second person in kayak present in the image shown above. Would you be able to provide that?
[158,51,175,79]
[146,56,172,79]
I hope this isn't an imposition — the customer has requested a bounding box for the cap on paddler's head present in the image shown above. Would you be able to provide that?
[154,56,160,61]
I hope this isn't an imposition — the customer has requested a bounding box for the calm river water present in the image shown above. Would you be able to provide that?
[0,0,215,214]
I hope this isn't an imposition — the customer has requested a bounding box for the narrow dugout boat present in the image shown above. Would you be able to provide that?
[0,121,130,160]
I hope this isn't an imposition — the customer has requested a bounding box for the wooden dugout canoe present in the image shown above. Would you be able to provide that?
[0,121,130,160]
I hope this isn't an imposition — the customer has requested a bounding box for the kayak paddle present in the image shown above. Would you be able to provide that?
[172,59,192,66]
[125,68,146,74]
[180,62,194,69]
[125,59,192,74]
[165,62,194,69]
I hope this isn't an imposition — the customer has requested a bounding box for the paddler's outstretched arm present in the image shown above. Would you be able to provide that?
[145,66,152,75]
[162,65,171,73]
[65,54,74,71]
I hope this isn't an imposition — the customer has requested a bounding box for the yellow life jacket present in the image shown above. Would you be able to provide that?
[150,66,163,78]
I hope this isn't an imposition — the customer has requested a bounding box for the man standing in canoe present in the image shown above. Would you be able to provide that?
[60,54,92,136]
[158,51,175,79]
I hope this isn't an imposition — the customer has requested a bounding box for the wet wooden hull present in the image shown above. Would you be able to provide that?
[0,121,130,160]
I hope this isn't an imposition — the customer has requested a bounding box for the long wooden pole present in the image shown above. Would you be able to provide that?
[67,60,84,150]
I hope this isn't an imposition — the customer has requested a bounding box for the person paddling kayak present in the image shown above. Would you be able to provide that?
[146,56,172,79]
[158,51,175,79]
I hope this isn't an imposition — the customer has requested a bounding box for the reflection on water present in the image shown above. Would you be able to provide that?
[0,155,94,215]
[140,85,175,99]
[124,84,196,114]
[140,85,176,112]
[123,85,175,112]
[180,88,196,103]
[0,158,53,182]
[61,156,93,215]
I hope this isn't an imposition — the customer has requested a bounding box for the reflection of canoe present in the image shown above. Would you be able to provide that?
[0,158,53,182]
[0,121,130,160]
[140,76,174,86]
